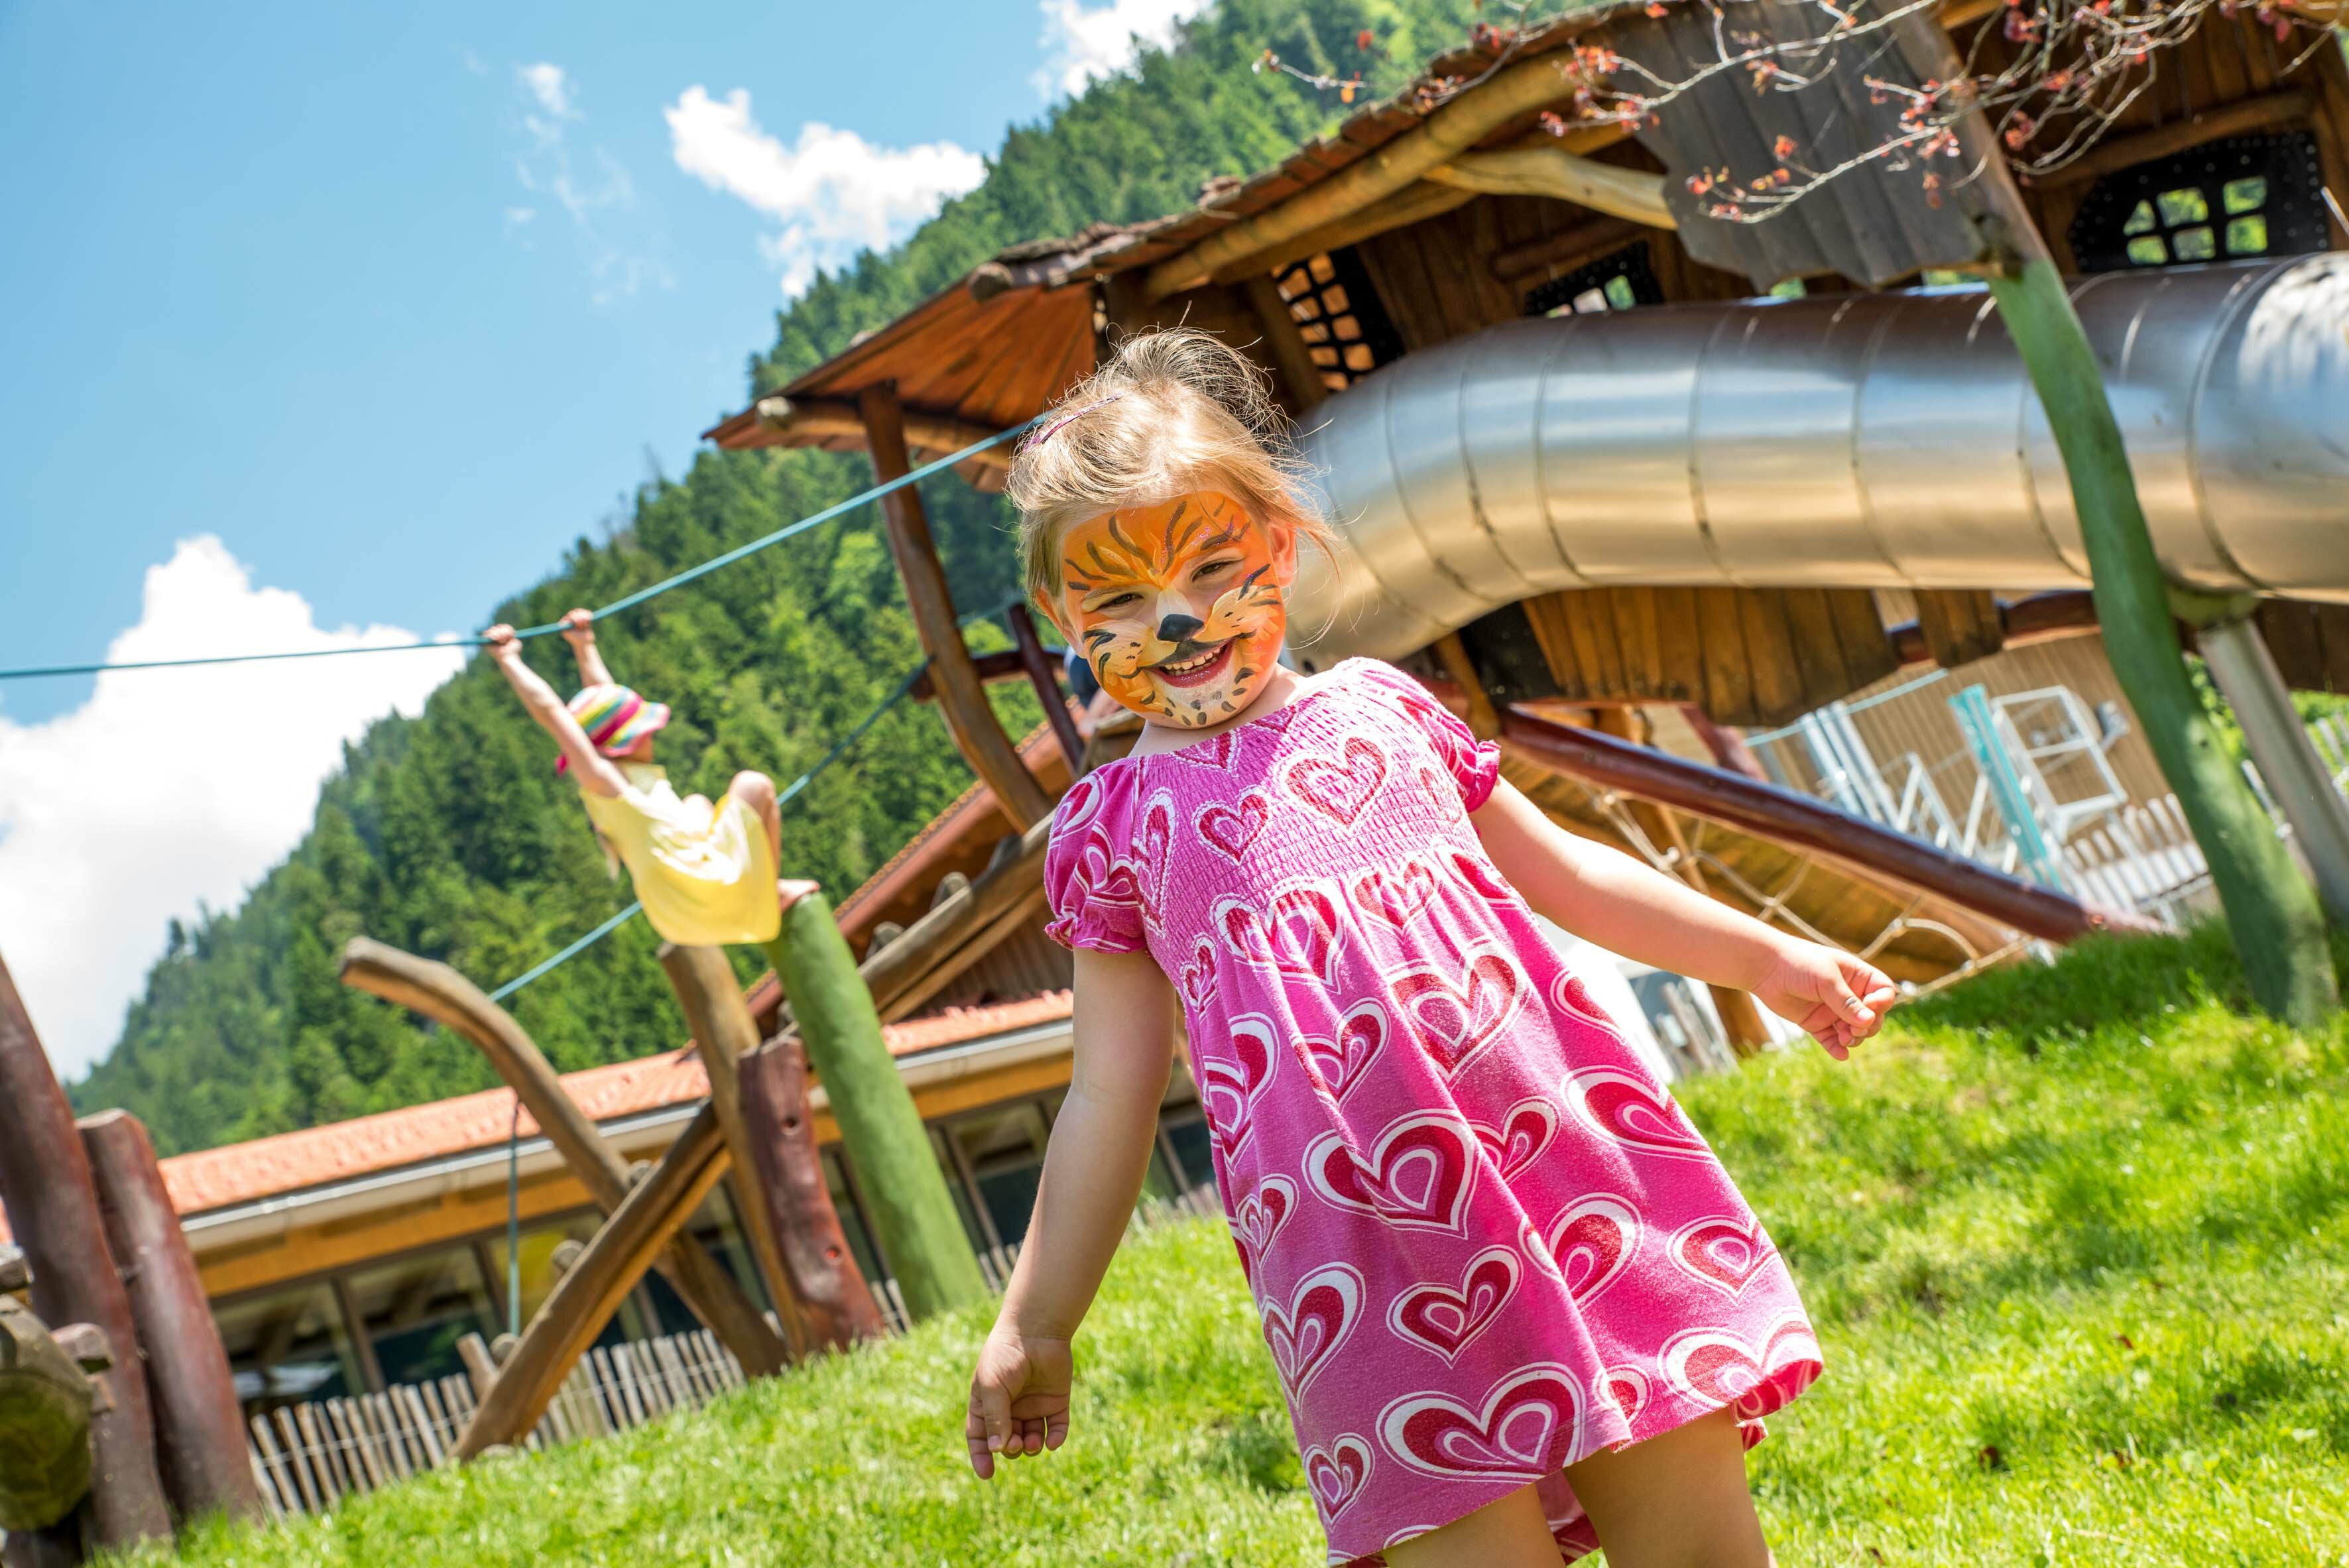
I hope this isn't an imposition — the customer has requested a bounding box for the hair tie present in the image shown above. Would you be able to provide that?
[1023,392,1124,450]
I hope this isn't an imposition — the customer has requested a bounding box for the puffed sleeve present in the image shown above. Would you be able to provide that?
[1355,659,1502,813]
[1042,771,1149,954]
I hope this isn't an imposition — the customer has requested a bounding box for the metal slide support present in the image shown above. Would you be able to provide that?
[2199,615,2349,929]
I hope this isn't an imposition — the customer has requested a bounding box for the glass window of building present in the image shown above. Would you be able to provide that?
[341,1246,499,1389]
[213,1281,364,1416]
[944,1101,1052,1249]
[642,1184,771,1337]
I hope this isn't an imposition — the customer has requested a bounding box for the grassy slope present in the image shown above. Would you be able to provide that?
[154,926,2349,1566]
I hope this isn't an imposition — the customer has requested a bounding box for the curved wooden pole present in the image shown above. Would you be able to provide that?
[0,951,172,1549]
[337,939,787,1376]
[78,1111,263,1526]
[1498,705,2161,944]
[455,1107,728,1459]
[1425,146,1675,228]
[737,1034,888,1349]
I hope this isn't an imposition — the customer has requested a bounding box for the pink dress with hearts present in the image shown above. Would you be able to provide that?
[1044,658,1820,1565]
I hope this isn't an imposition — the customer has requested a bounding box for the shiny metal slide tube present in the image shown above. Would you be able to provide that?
[1286,257,2349,664]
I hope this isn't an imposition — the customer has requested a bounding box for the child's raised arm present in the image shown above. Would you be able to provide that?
[1472,777,1896,1058]
[965,947,1176,1478]
[482,625,627,798]
[559,609,616,688]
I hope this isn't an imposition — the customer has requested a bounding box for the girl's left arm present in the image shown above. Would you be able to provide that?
[1472,777,1896,1057]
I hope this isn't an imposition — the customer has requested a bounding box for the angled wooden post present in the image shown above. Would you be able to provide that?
[0,952,172,1551]
[76,1111,263,1526]
[455,1106,729,1458]
[337,939,788,1376]
[760,892,988,1322]
[1006,601,1087,780]
[656,944,812,1359]
[736,1034,888,1350]
[859,380,1054,828]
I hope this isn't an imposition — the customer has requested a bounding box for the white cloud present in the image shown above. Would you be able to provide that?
[0,538,466,1077]
[664,86,986,297]
[505,63,672,306]
[517,61,576,120]
[1033,0,1213,99]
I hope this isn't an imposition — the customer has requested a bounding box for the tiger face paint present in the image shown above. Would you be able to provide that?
[1052,491,1294,729]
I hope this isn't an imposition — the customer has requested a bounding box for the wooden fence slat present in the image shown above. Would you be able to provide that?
[322,1399,374,1496]
[398,1384,447,1469]
[589,1347,628,1431]
[368,1393,414,1479]
[249,1447,286,1520]
[274,1407,324,1514]
[248,1417,298,1517]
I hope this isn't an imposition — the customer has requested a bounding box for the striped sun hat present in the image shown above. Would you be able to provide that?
[557,684,671,773]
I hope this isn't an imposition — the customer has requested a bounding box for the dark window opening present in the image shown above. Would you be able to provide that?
[1271,247,1406,391]
[2068,131,2328,273]
[1524,241,1665,318]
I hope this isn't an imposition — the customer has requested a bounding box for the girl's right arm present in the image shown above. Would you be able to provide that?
[482,625,627,798]
[965,946,1176,1478]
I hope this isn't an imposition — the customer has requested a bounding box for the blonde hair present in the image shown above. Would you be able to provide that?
[1008,328,1327,609]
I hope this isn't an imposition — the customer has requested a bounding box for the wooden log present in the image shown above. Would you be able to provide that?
[1143,54,1608,299]
[1497,704,2163,944]
[737,1032,890,1351]
[2035,88,2314,188]
[1007,603,1087,780]
[1210,182,1478,288]
[909,648,1026,701]
[1677,705,1770,783]
[76,1111,263,1526]
[1489,215,1647,284]
[760,892,989,1323]
[1425,145,1675,227]
[860,382,1054,829]
[656,944,813,1360]
[0,1293,94,1535]
[337,939,787,1376]
[455,1106,729,1459]
[1239,272,1332,415]
[0,953,172,1549]
[859,818,1052,1024]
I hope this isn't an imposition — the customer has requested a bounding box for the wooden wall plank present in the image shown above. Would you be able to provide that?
[1738,591,1809,725]
[1695,587,1756,723]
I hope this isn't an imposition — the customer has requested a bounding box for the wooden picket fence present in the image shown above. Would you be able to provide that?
[245,1182,1223,1520]
[2059,793,2217,928]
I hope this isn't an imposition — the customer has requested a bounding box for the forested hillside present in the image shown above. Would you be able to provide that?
[70,0,1483,1155]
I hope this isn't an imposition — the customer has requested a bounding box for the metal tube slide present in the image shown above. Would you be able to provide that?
[1288,257,2349,664]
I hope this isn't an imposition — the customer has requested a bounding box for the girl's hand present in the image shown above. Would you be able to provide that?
[1750,942,1897,1060]
[558,608,595,648]
[482,624,522,664]
[965,1324,1071,1479]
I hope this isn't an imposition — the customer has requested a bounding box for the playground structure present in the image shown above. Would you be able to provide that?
[9,0,2349,1550]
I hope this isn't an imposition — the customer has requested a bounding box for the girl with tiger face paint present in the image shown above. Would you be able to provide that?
[1049,491,1298,730]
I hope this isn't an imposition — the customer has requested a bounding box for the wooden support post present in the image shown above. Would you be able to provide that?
[76,1112,263,1526]
[455,1106,729,1459]
[859,381,1054,829]
[1591,710,1770,1056]
[0,952,172,1550]
[737,1034,888,1350]
[1006,602,1087,780]
[760,892,988,1322]
[337,940,787,1376]
[656,944,812,1360]
[1678,705,1770,784]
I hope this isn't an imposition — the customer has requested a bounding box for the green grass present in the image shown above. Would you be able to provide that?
[152,925,2349,1566]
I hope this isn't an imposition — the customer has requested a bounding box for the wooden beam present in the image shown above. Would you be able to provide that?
[2035,89,2314,189]
[1240,272,1334,414]
[1426,145,1676,227]
[1490,214,1649,283]
[753,395,1011,471]
[1144,53,1608,300]
[911,648,1024,701]
[455,1105,729,1459]
[337,939,787,1376]
[1208,182,1479,287]
[0,950,172,1550]
[656,946,813,1360]
[735,1034,888,1351]
[859,817,1052,1024]
[78,1111,264,1526]
[1498,705,2161,943]
[1677,704,1771,783]
[1913,589,2005,668]
[1008,603,1087,779]
[860,382,1055,829]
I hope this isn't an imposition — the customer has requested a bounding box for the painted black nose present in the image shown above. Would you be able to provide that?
[1156,613,1205,643]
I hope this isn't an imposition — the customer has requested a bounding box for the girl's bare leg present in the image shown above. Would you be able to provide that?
[1560,1408,1772,1568]
[728,770,818,913]
[1380,1481,1559,1568]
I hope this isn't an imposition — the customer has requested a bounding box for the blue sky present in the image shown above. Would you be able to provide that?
[0,0,1211,1071]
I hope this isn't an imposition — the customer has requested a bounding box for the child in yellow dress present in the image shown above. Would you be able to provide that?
[485,609,815,946]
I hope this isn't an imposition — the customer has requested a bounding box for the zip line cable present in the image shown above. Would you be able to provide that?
[0,417,1043,683]
[481,658,930,1002]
